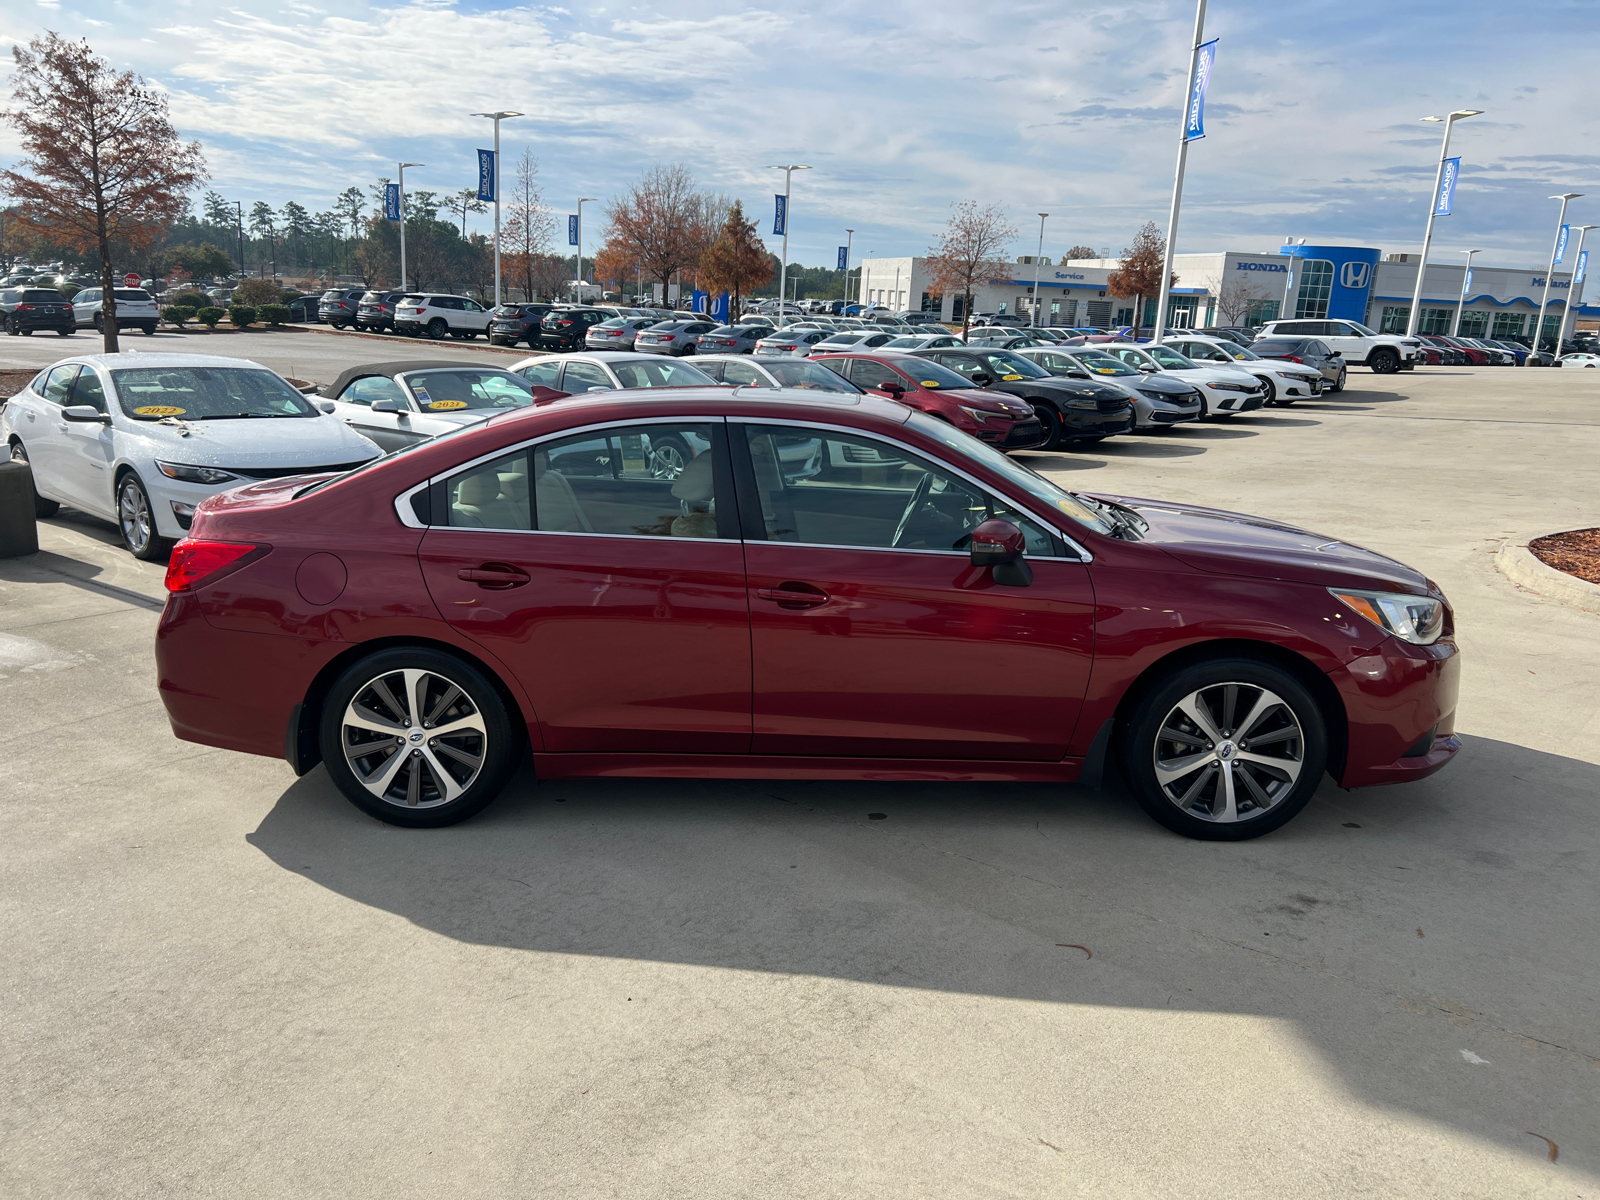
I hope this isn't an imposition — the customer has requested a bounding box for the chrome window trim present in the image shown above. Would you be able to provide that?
[728,414,1094,561]
[420,526,731,545]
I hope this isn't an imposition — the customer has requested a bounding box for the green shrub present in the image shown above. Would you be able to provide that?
[196,306,225,329]
[161,305,193,327]
[258,304,290,327]
[171,290,210,310]
[231,279,285,308]
[228,304,257,329]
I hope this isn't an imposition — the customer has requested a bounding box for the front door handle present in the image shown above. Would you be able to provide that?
[757,583,830,608]
[458,563,530,589]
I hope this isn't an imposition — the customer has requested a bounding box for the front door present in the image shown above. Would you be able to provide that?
[417,418,752,754]
[330,375,412,451]
[735,421,1095,760]
[57,367,116,516]
[16,365,79,495]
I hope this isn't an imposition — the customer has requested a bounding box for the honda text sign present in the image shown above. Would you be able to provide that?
[476,150,496,203]
[384,183,401,222]
[1184,39,1218,142]
[568,215,579,246]
[1434,157,1460,216]
[773,194,787,237]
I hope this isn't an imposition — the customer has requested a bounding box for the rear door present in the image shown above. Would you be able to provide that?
[417,418,752,754]
[17,365,78,495]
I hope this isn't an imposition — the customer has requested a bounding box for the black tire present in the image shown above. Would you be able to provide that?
[1369,348,1399,374]
[427,318,449,339]
[1260,376,1285,407]
[93,314,104,334]
[5,318,16,336]
[57,324,72,337]
[1030,402,1064,449]
[9,441,59,518]
[1330,366,1346,393]
[21,327,33,337]
[318,647,522,828]
[115,472,172,561]
[1119,656,1328,841]
[142,324,157,336]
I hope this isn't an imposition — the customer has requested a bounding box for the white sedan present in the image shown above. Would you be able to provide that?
[1162,334,1330,403]
[2,353,382,559]
[1099,342,1266,418]
[1558,352,1600,368]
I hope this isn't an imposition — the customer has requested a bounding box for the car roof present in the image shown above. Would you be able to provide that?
[325,359,519,395]
[48,352,281,372]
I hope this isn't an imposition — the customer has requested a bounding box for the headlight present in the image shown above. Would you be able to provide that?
[1329,587,1445,645]
[156,461,238,485]
[957,405,996,424]
[1205,381,1250,392]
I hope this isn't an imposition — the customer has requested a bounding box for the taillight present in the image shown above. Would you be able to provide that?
[15,304,32,311]
[1282,354,1302,363]
[558,319,573,327]
[164,540,264,593]
[778,344,797,351]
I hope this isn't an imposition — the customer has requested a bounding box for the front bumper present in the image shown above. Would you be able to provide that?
[1328,636,1461,788]
[973,416,1045,449]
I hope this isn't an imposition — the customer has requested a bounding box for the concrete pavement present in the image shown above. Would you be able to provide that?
[2,367,1597,1197]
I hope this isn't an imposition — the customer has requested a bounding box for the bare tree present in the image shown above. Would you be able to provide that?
[1,33,206,351]
[925,200,1017,336]
[1106,221,1176,331]
[603,163,709,291]
[1210,274,1258,325]
[528,253,572,303]
[1062,244,1099,261]
[500,149,554,300]
[448,188,488,236]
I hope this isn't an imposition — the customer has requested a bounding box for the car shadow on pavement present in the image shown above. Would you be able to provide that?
[1234,415,1321,428]
[246,732,1600,1168]
[1176,425,1259,439]
[1092,440,1206,458]
[1008,453,1107,472]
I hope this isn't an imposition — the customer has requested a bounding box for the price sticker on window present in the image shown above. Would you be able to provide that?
[619,433,647,475]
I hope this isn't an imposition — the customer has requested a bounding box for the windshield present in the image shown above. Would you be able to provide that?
[903,360,975,389]
[1146,346,1197,369]
[594,318,626,329]
[1343,321,1378,336]
[979,350,1050,379]
[111,367,317,420]
[402,370,538,411]
[1072,350,1139,377]
[763,361,863,392]
[609,359,716,388]
[904,412,1114,536]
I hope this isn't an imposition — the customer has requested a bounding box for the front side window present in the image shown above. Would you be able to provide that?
[110,367,316,420]
[608,359,716,389]
[403,370,537,412]
[561,362,615,393]
[720,360,765,386]
[340,376,407,407]
[764,361,861,392]
[42,365,78,406]
[517,360,562,388]
[847,359,906,390]
[978,350,1050,379]
[1069,350,1139,378]
[71,369,108,412]
[535,423,721,538]
[742,423,1057,555]
[1147,346,1197,369]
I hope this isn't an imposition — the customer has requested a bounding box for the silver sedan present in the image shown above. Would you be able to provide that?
[585,316,661,351]
[631,319,720,356]
[695,324,770,354]
[753,329,835,357]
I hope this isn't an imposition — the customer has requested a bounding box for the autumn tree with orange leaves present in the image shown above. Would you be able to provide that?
[1,34,207,352]
[699,201,771,317]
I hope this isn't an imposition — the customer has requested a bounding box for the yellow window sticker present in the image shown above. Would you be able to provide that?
[1096,368,1118,374]
[427,399,468,410]
[133,405,186,416]
[919,380,943,387]
[1001,374,1022,381]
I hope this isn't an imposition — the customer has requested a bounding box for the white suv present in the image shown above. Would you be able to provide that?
[392,293,493,340]
[72,287,160,336]
[1255,319,1418,374]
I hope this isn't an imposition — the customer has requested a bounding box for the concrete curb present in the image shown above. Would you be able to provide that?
[1495,533,1600,613]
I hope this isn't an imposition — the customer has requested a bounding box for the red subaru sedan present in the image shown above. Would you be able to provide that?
[156,390,1460,840]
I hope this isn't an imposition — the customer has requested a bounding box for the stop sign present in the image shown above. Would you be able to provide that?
[123,273,140,288]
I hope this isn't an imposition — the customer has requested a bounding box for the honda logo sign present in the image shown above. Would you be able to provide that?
[1339,261,1372,290]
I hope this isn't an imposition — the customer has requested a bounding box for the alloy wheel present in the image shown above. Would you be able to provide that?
[1152,682,1304,823]
[341,668,488,809]
[118,477,154,555]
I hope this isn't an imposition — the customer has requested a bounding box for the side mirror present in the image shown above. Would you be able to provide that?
[879,380,905,396]
[62,405,110,424]
[969,517,1033,587]
[970,372,994,387]
[1327,350,1342,358]
[1138,363,1158,372]
[316,401,336,414]
[1065,370,1090,379]
[371,399,407,414]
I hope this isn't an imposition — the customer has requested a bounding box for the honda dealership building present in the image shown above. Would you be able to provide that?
[858,244,1591,336]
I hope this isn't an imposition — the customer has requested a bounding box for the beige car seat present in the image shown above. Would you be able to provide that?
[452,471,527,529]
[532,455,595,532]
[669,452,718,537]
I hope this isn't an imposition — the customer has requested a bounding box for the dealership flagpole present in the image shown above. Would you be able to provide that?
[398,162,423,291]
[1031,213,1047,327]
[1152,0,1209,345]
[768,165,810,320]
[1451,248,1482,337]
[1525,193,1582,365]
[1404,110,1481,339]
[1558,225,1596,350]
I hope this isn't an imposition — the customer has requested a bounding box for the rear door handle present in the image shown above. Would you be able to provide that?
[757,583,830,608]
[458,564,530,589]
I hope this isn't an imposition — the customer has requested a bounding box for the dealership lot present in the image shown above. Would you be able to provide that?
[3,358,1598,1195]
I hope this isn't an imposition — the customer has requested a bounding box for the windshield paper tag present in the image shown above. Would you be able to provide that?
[133,405,186,416]
[412,386,432,405]
[620,433,647,474]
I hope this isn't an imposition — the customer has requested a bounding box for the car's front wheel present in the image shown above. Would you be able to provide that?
[1369,348,1399,374]
[10,441,59,518]
[1260,376,1285,406]
[1119,656,1328,841]
[116,473,171,561]
[319,648,522,827]
[1029,403,1063,449]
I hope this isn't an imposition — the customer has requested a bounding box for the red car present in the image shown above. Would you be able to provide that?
[156,389,1460,841]
[811,351,1045,449]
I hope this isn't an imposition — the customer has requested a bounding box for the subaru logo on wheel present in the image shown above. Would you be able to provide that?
[409,730,425,744]
[1339,261,1372,290]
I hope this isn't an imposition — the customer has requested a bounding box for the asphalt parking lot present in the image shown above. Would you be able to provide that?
[3,345,1598,1197]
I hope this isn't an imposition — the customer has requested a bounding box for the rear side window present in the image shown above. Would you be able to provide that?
[446,450,532,530]
[517,360,562,388]
[533,423,722,538]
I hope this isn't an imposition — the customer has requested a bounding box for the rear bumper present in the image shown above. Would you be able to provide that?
[1329,637,1461,788]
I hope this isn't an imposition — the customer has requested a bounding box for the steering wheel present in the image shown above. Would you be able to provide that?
[890,473,935,548]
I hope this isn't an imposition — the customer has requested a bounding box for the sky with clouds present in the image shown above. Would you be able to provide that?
[2,0,1596,269]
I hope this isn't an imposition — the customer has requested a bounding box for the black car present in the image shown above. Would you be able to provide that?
[1198,327,1257,347]
[1,288,75,337]
[356,290,410,332]
[912,346,1134,448]
[1249,337,1346,389]
[286,295,322,323]
[488,302,556,348]
[536,307,611,352]
[318,287,366,329]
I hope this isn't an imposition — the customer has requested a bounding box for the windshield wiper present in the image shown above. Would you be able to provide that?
[1073,492,1146,540]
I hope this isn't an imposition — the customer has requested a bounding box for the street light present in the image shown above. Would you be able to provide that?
[1031,213,1048,328]
[575,197,597,303]
[470,111,522,307]
[1451,248,1484,337]
[397,162,424,291]
[1404,110,1483,339]
[767,164,810,319]
[1558,224,1599,350]
[1526,193,1583,365]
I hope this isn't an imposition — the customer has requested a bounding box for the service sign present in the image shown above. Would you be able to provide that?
[568,215,580,247]
[1184,39,1218,142]
[773,194,787,237]
[837,246,848,271]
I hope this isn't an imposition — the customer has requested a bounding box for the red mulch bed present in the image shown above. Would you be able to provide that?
[1530,528,1600,585]
[0,369,39,400]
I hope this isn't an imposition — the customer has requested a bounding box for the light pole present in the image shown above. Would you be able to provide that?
[1404,110,1483,338]
[1451,248,1484,337]
[574,197,596,303]
[1152,0,1209,344]
[1557,225,1598,350]
[843,228,853,312]
[1031,212,1048,327]
[1525,194,1583,365]
[767,164,810,319]
[229,200,245,275]
[470,111,522,308]
[397,162,423,290]
[1279,236,1303,321]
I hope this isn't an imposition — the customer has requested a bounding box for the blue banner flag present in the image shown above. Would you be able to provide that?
[1577,249,1588,285]
[1463,267,1473,295]
[476,150,496,203]
[383,183,401,222]
[1434,157,1460,216]
[773,194,787,237]
[1184,39,1218,142]
[568,215,580,247]
[837,246,848,271]
[1554,223,1570,265]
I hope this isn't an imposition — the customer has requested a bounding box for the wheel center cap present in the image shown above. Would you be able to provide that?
[408,729,425,745]
[1218,741,1236,760]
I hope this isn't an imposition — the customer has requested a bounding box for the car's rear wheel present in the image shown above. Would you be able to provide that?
[319,648,521,828]
[93,314,105,334]
[427,318,448,339]
[10,441,59,518]
[1119,657,1328,841]
[1369,348,1399,374]
[1030,402,1063,449]
[142,324,157,336]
